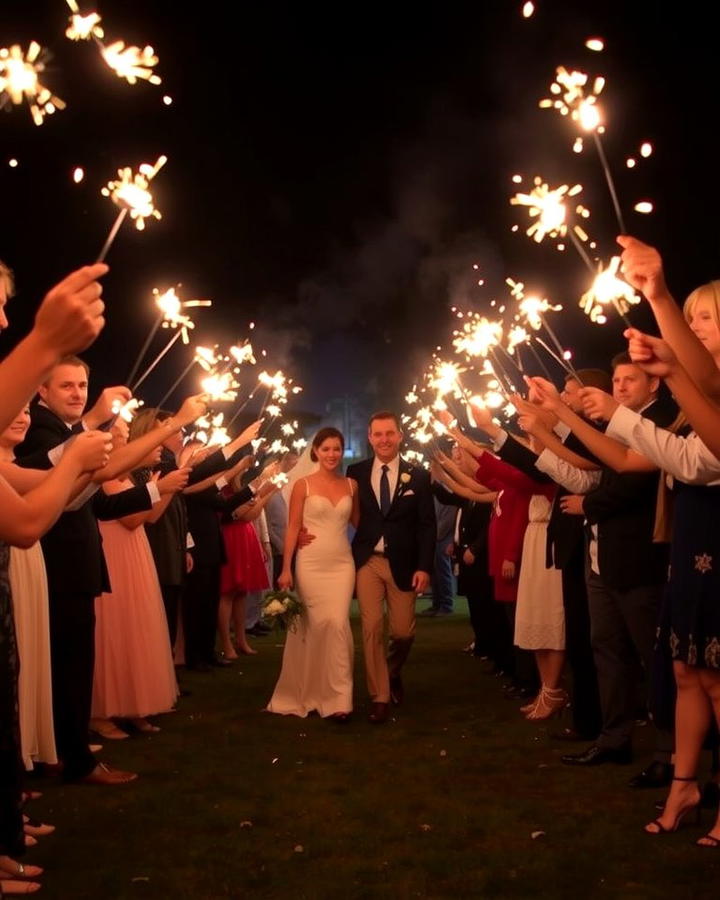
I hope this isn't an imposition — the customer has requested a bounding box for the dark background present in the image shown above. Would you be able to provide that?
[2,0,718,423]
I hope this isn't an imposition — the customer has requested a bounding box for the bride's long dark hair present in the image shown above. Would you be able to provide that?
[310,427,345,462]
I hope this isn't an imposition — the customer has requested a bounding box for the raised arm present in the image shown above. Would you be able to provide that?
[626,326,720,454]
[0,264,107,433]
[0,431,110,546]
[619,235,720,399]
[527,376,657,474]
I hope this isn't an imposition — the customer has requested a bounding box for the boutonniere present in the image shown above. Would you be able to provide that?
[400,472,411,485]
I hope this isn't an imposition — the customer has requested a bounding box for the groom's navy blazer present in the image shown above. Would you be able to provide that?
[346,456,436,592]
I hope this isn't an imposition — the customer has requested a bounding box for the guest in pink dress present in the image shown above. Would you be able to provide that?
[89,441,190,740]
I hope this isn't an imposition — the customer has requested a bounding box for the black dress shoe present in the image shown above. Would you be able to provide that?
[389,675,404,706]
[246,622,271,636]
[628,761,674,789]
[368,702,389,724]
[561,743,633,766]
[551,727,599,743]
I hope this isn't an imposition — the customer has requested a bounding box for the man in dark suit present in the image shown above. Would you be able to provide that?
[531,355,677,786]
[16,356,168,784]
[346,411,436,723]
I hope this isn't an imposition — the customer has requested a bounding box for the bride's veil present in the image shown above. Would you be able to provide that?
[282,441,318,505]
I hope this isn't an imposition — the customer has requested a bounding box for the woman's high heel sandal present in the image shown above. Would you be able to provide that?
[519,695,540,715]
[645,775,702,834]
[525,687,568,721]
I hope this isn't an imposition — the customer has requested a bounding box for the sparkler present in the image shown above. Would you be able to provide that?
[579,256,639,327]
[131,329,184,393]
[510,177,595,272]
[97,156,167,262]
[200,371,239,403]
[65,1,161,86]
[156,345,219,409]
[540,66,626,233]
[100,41,161,86]
[125,287,211,390]
[450,314,518,394]
[65,1,104,40]
[111,396,143,423]
[0,42,66,126]
[508,278,582,382]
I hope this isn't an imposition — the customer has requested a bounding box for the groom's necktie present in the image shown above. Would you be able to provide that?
[380,464,391,517]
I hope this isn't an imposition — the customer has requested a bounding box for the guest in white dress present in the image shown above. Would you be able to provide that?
[0,408,57,770]
[268,428,358,720]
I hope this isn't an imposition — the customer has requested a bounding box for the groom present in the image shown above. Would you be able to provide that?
[347,411,436,723]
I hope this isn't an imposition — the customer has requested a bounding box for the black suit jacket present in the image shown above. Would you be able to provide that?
[185,484,253,568]
[432,483,491,594]
[139,446,248,585]
[16,404,153,595]
[498,431,588,570]
[583,398,677,592]
[346,457,435,591]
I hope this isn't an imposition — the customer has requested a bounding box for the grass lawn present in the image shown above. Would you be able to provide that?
[25,600,720,899]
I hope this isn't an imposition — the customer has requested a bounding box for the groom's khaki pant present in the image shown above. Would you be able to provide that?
[356,554,415,703]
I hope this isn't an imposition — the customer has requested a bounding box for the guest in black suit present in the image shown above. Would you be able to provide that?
[132,411,262,649]
[346,411,436,723]
[16,357,207,784]
[526,357,677,785]
[431,477,493,656]
[182,449,274,670]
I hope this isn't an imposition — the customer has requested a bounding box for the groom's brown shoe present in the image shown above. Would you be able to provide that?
[389,675,404,706]
[368,702,389,724]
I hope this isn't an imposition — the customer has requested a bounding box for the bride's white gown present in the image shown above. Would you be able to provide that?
[267,482,355,717]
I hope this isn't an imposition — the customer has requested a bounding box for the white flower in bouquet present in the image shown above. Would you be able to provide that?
[265,599,285,616]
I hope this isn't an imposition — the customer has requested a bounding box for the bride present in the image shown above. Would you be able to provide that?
[267,427,358,720]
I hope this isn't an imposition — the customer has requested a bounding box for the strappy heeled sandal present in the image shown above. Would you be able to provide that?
[645,775,702,834]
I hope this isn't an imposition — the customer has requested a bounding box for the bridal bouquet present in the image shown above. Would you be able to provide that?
[262,589,305,632]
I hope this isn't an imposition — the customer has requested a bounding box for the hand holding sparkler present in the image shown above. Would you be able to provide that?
[175,393,210,428]
[235,419,263,450]
[523,376,564,412]
[617,236,672,305]
[155,467,191,495]
[66,429,113,474]
[84,385,132,429]
[578,387,620,422]
[34,263,108,357]
[623,328,678,380]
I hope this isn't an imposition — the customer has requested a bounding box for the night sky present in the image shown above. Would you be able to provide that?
[2,0,718,424]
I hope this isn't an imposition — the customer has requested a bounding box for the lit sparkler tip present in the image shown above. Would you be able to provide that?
[585,38,605,52]
[634,201,653,214]
[521,2,535,18]
[0,42,67,126]
[101,40,161,86]
[102,156,166,229]
[640,142,653,158]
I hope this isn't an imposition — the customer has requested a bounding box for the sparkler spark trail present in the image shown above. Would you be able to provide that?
[111,396,143,423]
[97,156,167,262]
[0,42,66,125]
[510,178,592,268]
[579,256,639,327]
[201,372,239,403]
[540,65,626,233]
[100,41,161,86]
[65,1,104,40]
[153,285,211,343]
[507,279,582,382]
